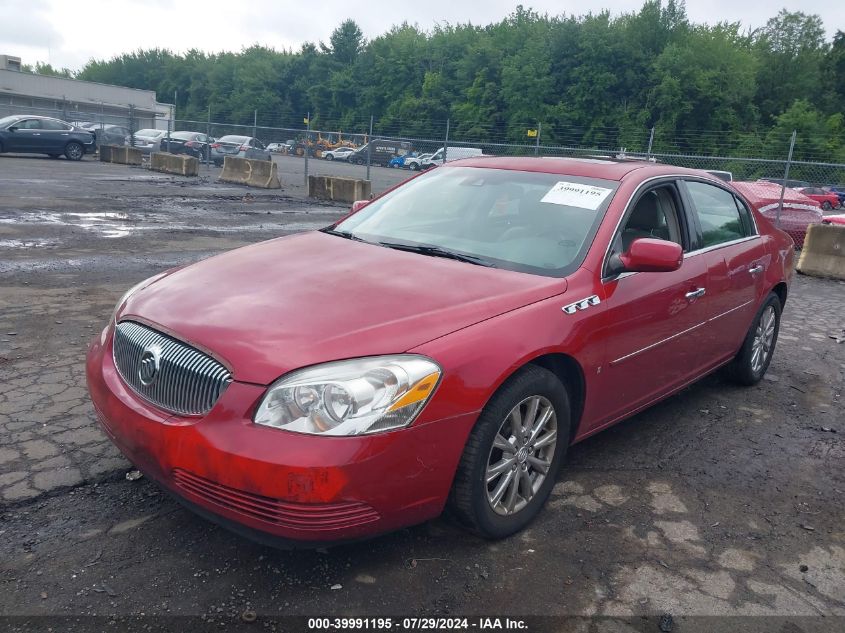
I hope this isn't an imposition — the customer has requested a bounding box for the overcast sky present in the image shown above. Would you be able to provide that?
[1,0,842,72]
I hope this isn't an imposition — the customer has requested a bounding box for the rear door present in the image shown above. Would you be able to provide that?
[39,118,73,152]
[680,179,767,365]
[590,180,711,429]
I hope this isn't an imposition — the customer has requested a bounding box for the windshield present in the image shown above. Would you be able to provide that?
[333,166,618,277]
[135,129,160,137]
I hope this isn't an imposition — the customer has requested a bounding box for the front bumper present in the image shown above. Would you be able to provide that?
[86,327,474,545]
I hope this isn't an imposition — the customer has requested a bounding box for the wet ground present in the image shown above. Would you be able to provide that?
[1,154,844,631]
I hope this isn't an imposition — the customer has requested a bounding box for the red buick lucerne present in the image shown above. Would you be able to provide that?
[86,158,794,545]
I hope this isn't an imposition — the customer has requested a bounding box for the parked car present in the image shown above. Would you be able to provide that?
[822,214,845,225]
[80,123,131,147]
[0,114,95,160]
[88,157,793,546]
[758,177,810,189]
[210,135,271,166]
[322,146,356,161]
[421,146,484,169]
[159,131,213,160]
[731,181,823,248]
[403,152,433,171]
[131,129,169,153]
[350,139,412,166]
[826,186,845,207]
[267,142,288,153]
[796,186,840,211]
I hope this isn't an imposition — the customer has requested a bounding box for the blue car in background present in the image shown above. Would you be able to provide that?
[828,186,845,207]
[388,155,404,169]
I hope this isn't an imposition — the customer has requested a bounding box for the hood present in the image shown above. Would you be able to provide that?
[121,231,567,384]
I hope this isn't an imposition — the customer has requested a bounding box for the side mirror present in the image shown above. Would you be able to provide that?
[608,238,683,275]
[351,200,369,213]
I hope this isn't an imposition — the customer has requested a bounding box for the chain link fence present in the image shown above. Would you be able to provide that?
[3,102,845,189]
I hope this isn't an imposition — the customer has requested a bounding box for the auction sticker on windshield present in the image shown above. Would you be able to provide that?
[541,181,613,210]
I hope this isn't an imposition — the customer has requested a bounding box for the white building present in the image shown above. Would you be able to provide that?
[0,55,173,129]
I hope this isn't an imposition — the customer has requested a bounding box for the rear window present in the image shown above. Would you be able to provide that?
[171,131,198,140]
[219,136,249,143]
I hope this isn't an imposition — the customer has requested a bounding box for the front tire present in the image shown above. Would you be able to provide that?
[725,292,781,386]
[64,142,83,161]
[449,365,570,538]
[822,201,833,211]
[325,154,334,161]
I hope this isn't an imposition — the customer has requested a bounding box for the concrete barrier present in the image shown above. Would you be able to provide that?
[308,175,372,203]
[99,145,142,166]
[218,156,281,189]
[796,223,845,280]
[150,152,199,177]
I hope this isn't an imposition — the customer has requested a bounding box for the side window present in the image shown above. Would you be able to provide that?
[19,119,41,130]
[41,119,69,130]
[685,181,750,248]
[612,185,685,256]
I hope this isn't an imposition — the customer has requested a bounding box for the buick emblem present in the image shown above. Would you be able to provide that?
[138,345,162,386]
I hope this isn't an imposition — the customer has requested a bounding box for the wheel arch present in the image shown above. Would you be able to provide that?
[771,281,787,308]
[525,353,586,443]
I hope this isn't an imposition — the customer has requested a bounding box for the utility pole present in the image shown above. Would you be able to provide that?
[647,127,655,160]
[206,104,211,168]
[253,109,258,139]
[534,121,542,156]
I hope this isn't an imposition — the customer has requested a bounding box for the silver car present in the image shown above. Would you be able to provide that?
[131,129,169,153]
[211,135,271,166]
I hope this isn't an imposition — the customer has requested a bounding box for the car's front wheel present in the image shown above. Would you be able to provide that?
[64,142,84,161]
[449,365,570,538]
[408,163,419,171]
[726,292,781,386]
[822,201,833,211]
[325,154,334,161]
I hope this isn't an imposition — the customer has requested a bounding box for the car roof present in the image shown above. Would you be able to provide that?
[449,156,714,182]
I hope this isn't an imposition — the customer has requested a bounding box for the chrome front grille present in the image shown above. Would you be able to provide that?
[113,321,232,416]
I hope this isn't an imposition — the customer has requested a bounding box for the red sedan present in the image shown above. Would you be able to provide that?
[797,187,840,211]
[822,214,845,226]
[87,158,794,545]
[731,181,823,248]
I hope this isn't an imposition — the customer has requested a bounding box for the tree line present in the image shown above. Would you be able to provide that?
[28,1,845,161]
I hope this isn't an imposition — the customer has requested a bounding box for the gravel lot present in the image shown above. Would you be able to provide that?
[0,154,844,630]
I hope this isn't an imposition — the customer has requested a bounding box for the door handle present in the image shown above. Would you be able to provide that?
[685,288,706,301]
[748,265,764,275]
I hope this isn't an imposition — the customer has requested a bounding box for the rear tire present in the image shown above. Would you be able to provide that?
[449,365,570,539]
[725,293,781,386]
[822,201,833,211]
[64,142,83,161]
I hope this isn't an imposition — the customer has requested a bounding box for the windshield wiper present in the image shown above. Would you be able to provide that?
[321,228,365,241]
[375,241,493,267]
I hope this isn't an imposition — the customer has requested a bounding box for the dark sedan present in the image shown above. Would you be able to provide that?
[159,131,213,160]
[0,115,96,160]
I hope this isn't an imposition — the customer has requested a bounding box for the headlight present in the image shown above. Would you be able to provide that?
[254,355,441,436]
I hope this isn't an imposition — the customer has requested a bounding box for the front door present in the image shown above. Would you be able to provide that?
[588,182,711,431]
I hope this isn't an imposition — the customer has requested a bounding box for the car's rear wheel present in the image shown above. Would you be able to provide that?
[725,292,781,386]
[64,142,83,161]
[449,365,570,538]
[822,201,833,211]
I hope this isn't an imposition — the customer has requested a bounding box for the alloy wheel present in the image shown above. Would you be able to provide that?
[485,395,557,516]
[751,305,776,374]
